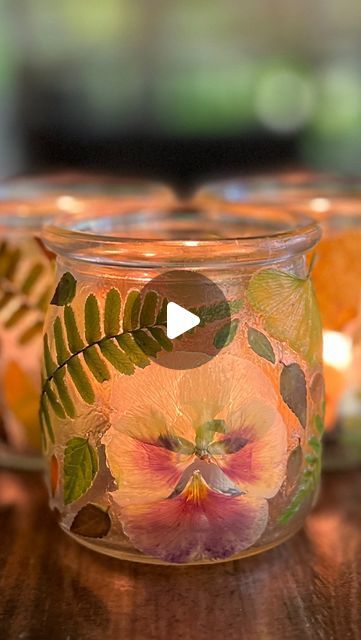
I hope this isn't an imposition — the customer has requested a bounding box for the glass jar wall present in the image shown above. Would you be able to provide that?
[42,203,323,565]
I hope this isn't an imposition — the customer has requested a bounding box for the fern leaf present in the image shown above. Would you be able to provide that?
[85,294,101,343]
[4,305,28,328]
[45,383,66,420]
[67,355,95,405]
[156,297,168,324]
[5,248,21,279]
[19,320,43,345]
[64,305,85,353]
[104,288,121,336]
[0,292,12,311]
[99,340,134,375]
[43,334,57,377]
[123,291,141,331]
[54,317,71,365]
[53,368,76,418]
[133,329,162,357]
[116,334,150,369]
[148,327,173,352]
[40,397,55,444]
[83,345,111,383]
[140,291,158,326]
[21,263,44,294]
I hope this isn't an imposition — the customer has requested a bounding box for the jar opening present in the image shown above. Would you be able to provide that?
[43,203,321,269]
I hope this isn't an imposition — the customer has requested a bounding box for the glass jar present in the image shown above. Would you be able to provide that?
[0,198,56,469]
[2,173,174,214]
[294,194,361,469]
[194,170,336,207]
[42,203,323,565]
[0,178,172,470]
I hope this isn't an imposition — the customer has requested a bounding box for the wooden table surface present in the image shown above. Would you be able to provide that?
[0,468,360,640]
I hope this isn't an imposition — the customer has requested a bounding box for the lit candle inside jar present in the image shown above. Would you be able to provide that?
[322,330,352,430]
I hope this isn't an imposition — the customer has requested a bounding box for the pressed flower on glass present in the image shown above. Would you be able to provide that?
[41,204,324,565]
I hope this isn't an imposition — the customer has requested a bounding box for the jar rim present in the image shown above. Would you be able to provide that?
[43,202,321,269]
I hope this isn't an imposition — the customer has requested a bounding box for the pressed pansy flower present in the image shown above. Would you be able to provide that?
[103,354,288,563]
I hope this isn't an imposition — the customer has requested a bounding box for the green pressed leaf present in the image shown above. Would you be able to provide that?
[54,317,70,365]
[67,356,95,404]
[99,340,134,375]
[195,300,243,326]
[51,272,76,306]
[133,329,162,357]
[247,327,276,363]
[104,288,121,336]
[123,291,141,331]
[156,297,168,324]
[278,432,321,525]
[213,319,239,349]
[37,286,53,311]
[63,437,98,505]
[40,397,55,444]
[116,334,150,369]
[45,383,66,419]
[19,320,43,345]
[43,334,57,377]
[64,305,85,353]
[280,363,307,429]
[247,269,322,364]
[21,263,44,294]
[85,294,101,344]
[70,503,111,538]
[149,327,173,352]
[53,368,76,418]
[0,292,12,311]
[140,291,158,326]
[5,248,21,279]
[4,305,28,328]
[84,345,111,383]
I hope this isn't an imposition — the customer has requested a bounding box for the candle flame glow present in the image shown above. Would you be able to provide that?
[56,196,85,213]
[310,197,330,214]
[323,330,352,371]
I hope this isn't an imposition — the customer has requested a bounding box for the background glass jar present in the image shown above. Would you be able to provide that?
[0,199,56,469]
[294,195,361,469]
[42,203,323,565]
[193,170,336,207]
[0,177,173,470]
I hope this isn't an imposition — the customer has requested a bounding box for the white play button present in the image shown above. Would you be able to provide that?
[166,302,200,340]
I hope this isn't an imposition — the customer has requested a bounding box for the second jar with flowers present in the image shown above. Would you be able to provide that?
[41,203,324,565]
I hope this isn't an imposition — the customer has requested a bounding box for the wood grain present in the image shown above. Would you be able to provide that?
[0,469,360,640]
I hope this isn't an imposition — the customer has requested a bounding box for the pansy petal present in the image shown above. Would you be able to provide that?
[118,472,268,564]
[104,426,193,505]
[110,363,195,442]
[211,400,287,498]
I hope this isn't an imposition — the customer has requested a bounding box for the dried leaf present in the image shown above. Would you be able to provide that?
[213,319,239,349]
[70,503,111,538]
[247,327,275,363]
[280,363,307,429]
[50,454,59,497]
[51,272,76,306]
[247,268,322,363]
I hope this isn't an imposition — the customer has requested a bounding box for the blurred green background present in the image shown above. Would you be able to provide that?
[0,0,360,186]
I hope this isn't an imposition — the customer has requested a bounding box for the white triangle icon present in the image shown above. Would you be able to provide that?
[166,302,200,340]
